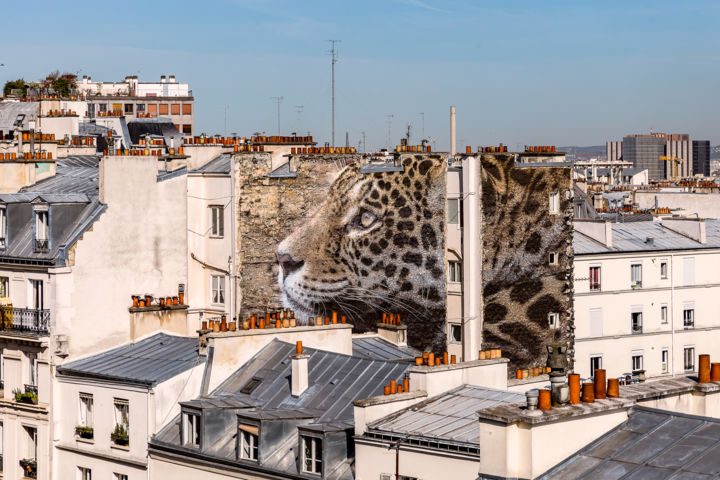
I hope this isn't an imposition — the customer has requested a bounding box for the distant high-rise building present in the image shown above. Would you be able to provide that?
[622,135,667,179]
[693,140,711,176]
[606,141,622,162]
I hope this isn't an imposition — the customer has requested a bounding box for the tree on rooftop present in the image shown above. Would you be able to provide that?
[43,70,77,97]
[3,78,28,97]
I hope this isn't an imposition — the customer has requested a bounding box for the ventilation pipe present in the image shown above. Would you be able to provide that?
[450,106,456,155]
[291,341,309,396]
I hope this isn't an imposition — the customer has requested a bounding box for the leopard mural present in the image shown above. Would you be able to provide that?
[480,154,574,375]
[276,155,447,350]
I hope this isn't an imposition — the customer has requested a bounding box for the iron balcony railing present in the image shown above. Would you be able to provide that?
[0,307,50,334]
[24,384,38,395]
[35,239,49,252]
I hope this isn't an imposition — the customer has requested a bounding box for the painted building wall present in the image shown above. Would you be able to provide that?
[479,155,575,375]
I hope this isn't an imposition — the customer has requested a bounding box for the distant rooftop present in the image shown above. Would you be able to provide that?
[190,153,231,175]
[352,335,420,362]
[57,332,204,386]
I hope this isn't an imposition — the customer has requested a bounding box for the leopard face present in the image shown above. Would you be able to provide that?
[276,155,447,349]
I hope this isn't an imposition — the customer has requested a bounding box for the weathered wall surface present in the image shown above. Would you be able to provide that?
[234,153,448,350]
[480,155,574,374]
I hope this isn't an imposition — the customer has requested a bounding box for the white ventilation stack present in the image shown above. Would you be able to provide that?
[291,341,309,396]
[450,105,456,155]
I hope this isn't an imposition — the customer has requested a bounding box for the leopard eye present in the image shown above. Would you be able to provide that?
[360,211,377,228]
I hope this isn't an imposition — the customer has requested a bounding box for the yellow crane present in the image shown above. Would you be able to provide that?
[659,155,685,182]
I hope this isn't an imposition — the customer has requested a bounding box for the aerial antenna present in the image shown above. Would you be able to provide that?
[385,114,394,149]
[328,40,341,146]
[270,96,284,135]
[361,131,367,153]
[294,105,304,132]
[419,112,425,139]
[405,123,411,143]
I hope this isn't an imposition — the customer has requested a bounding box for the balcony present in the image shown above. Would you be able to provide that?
[0,307,50,334]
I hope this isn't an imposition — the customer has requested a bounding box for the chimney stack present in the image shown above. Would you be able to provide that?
[291,341,309,396]
[160,75,167,83]
[450,106,456,155]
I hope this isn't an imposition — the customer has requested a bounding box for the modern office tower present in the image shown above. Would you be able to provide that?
[622,135,667,179]
[606,140,622,161]
[693,140,711,176]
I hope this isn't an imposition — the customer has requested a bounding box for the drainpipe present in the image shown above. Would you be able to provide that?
[670,253,675,377]
[229,155,237,323]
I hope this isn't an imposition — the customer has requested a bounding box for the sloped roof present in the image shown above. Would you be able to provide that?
[540,406,720,479]
[367,385,524,446]
[190,153,231,174]
[0,101,38,132]
[352,335,421,362]
[57,332,204,386]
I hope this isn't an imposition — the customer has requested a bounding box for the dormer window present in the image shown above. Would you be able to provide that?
[34,207,49,252]
[0,205,6,249]
[238,424,259,461]
[301,435,322,475]
[182,410,201,447]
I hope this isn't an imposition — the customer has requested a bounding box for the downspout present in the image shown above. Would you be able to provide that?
[670,253,675,377]
[229,156,237,323]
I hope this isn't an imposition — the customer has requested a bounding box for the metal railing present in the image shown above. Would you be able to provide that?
[35,239,49,252]
[0,307,50,334]
[24,384,38,395]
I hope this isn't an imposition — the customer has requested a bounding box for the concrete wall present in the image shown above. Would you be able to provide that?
[479,156,575,375]
[53,156,188,359]
[635,191,720,218]
[408,359,508,397]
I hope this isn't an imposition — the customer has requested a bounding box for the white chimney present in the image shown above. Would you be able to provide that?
[291,341,309,396]
[450,105,456,155]
[169,75,176,83]
[160,75,167,83]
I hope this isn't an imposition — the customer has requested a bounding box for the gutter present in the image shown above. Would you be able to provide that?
[190,252,229,274]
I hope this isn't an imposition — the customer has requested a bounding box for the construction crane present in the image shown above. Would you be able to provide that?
[659,155,685,182]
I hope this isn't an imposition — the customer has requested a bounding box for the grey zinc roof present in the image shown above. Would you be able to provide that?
[574,219,720,255]
[352,335,421,362]
[539,406,720,479]
[57,333,204,386]
[190,153,231,174]
[20,155,100,196]
[367,385,524,446]
[0,101,38,132]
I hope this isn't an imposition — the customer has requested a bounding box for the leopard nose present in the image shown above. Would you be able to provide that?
[277,253,304,276]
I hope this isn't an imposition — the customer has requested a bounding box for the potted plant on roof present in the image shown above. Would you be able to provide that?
[75,425,94,440]
[111,423,129,446]
[14,388,38,405]
[19,458,37,478]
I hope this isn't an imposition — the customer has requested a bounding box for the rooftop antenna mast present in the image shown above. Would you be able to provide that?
[361,131,366,153]
[385,114,394,149]
[270,96,283,135]
[419,112,425,139]
[405,123,411,143]
[294,105,304,132]
[328,40,340,146]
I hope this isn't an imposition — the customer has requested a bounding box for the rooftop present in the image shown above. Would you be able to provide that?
[367,385,524,447]
[190,153,231,175]
[57,332,204,386]
[351,335,420,362]
[540,406,720,479]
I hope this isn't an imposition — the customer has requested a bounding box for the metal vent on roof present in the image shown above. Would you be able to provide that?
[240,377,262,394]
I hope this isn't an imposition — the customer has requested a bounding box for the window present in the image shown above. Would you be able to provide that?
[631,263,642,288]
[660,261,668,279]
[589,308,603,337]
[182,412,201,447]
[114,474,128,480]
[98,103,107,113]
[589,266,601,291]
[78,467,92,480]
[631,311,643,334]
[27,352,38,386]
[549,192,560,214]
[590,355,602,377]
[182,125,192,134]
[0,206,6,248]
[136,104,146,113]
[683,307,694,329]
[112,104,122,114]
[683,257,695,286]
[211,275,225,305]
[79,393,93,428]
[632,353,644,372]
[24,425,37,460]
[661,304,668,324]
[114,398,129,436]
[148,104,157,115]
[548,312,559,329]
[449,324,462,343]
[548,252,558,266]
[239,424,259,460]
[0,276,8,298]
[448,260,462,283]
[124,104,133,114]
[171,104,180,115]
[447,199,459,224]
[210,205,224,237]
[30,279,43,309]
[35,210,49,251]
[661,349,669,374]
[159,104,169,115]
[182,104,192,115]
[301,436,322,474]
[684,346,695,371]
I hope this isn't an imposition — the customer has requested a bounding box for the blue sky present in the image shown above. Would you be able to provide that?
[2,0,719,149]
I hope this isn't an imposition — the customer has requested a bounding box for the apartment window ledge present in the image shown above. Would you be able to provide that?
[110,443,130,452]
[75,436,94,445]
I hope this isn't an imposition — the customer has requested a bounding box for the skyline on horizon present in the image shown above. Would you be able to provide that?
[1,0,718,150]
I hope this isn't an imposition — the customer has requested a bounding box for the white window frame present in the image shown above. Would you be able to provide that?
[660,304,668,324]
[449,324,462,344]
[660,260,668,279]
[239,425,259,461]
[548,192,560,214]
[548,312,559,329]
[211,275,225,306]
[589,265,601,291]
[78,393,93,428]
[590,355,602,378]
[29,279,43,310]
[684,346,696,372]
[34,209,49,242]
[301,435,322,475]
[0,205,6,249]
[631,263,642,288]
[0,276,8,298]
[631,310,643,334]
[114,474,128,480]
[27,352,38,387]
[447,198,459,225]
[661,348,669,374]
[683,306,695,329]
[631,351,644,371]
[78,466,92,480]
[24,424,37,460]
[548,252,558,266]
[182,411,201,447]
[209,205,224,238]
[114,398,129,433]
[448,260,462,283]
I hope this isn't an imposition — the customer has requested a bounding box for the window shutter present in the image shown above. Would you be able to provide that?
[589,308,603,337]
